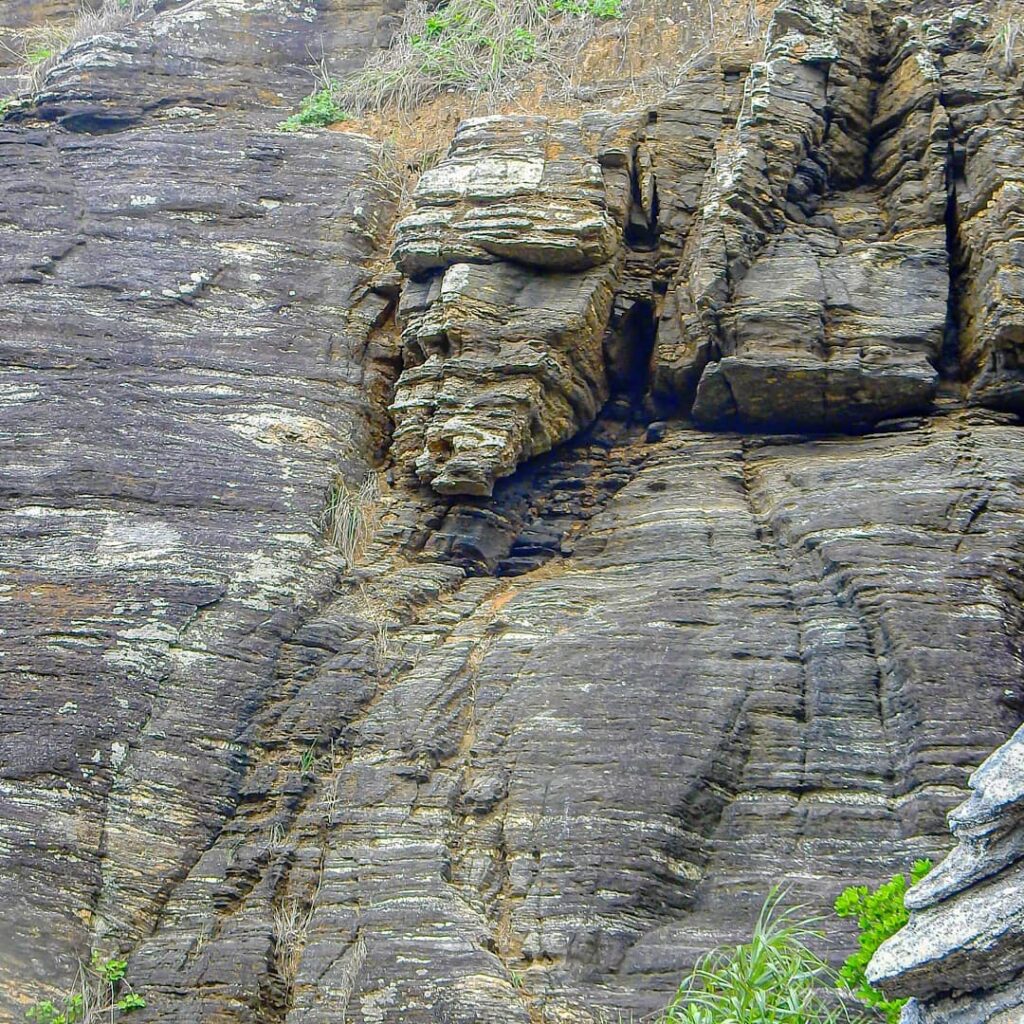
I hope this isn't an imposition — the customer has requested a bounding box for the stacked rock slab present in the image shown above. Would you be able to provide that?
[390,116,624,497]
[654,0,951,430]
[868,725,1024,1024]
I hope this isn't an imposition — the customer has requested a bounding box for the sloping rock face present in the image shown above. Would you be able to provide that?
[3,0,1024,1023]
[868,725,1024,1023]
[0,0,402,1014]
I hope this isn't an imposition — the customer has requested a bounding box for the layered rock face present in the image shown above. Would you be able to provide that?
[868,725,1024,1023]
[3,0,1024,1022]
[390,116,622,496]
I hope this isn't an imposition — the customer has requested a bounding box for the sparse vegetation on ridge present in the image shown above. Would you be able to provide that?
[278,83,349,130]
[340,0,625,114]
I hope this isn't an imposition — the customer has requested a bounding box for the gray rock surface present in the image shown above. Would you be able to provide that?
[3,0,1024,1022]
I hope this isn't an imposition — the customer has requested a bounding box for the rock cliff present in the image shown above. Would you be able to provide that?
[2,0,1023,1022]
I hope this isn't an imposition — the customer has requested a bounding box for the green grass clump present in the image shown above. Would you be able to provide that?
[278,85,349,131]
[545,0,623,17]
[834,859,932,1023]
[25,955,147,1024]
[663,889,867,1024]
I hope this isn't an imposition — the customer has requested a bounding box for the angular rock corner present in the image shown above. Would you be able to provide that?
[3,0,1024,1021]
[867,725,1024,1023]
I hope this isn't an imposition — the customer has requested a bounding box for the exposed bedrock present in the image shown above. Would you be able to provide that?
[3,0,1024,1021]
[389,0,1024,502]
[0,0,404,1013]
[390,116,626,497]
[868,725,1024,1024]
[655,0,953,428]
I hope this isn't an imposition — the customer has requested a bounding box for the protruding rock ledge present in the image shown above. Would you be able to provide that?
[390,116,626,497]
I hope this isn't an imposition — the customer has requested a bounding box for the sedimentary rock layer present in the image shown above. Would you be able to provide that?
[3,0,1024,1022]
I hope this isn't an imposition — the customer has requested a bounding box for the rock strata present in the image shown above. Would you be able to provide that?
[390,117,625,496]
[3,0,1024,1022]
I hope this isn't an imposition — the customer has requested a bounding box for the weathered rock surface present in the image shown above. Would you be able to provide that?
[390,117,625,497]
[655,0,953,429]
[868,724,1024,1023]
[3,0,1024,1022]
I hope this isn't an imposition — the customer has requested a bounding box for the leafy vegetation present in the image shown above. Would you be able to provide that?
[278,84,349,130]
[662,890,867,1024]
[341,0,625,113]
[833,859,932,1023]
[25,955,147,1024]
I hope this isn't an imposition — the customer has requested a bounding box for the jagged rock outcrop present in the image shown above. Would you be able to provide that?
[390,116,624,496]
[868,725,1024,1023]
[3,0,1024,1022]
[655,0,952,429]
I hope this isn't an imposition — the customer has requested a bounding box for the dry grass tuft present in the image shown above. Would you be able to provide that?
[321,473,383,568]
[273,898,316,981]
[989,1,1023,76]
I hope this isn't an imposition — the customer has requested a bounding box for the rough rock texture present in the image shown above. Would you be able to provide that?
[3,0,1024,1022]
[868,725,1024,1024]
[656,0,952,429]
[390,117,624,496]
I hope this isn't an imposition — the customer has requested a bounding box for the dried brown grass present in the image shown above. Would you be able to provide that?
[10,0,144,94]
[333,0,779,214]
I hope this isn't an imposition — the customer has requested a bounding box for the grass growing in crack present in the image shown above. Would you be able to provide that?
[661,889,868,1024]
[272,898,316,981]
[25,955,147,1024]
[321,473,382,569]
[341,0,622,114]
[990,2,1023,76]
[299,741,319,778]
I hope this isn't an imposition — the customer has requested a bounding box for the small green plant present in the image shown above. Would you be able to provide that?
[299,742,318,777]
[278,85,349,130]
[25,955,147,1024]
[834,859,933,1024]
[662,889,866,1024]
[544,0,623,17]
[25,45,54,64]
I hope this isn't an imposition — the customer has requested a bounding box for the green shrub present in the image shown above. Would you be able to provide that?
[833,859,933,1024]
[662,889,867,1024]
[278,86,349,131]
[25,955,147,1024]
